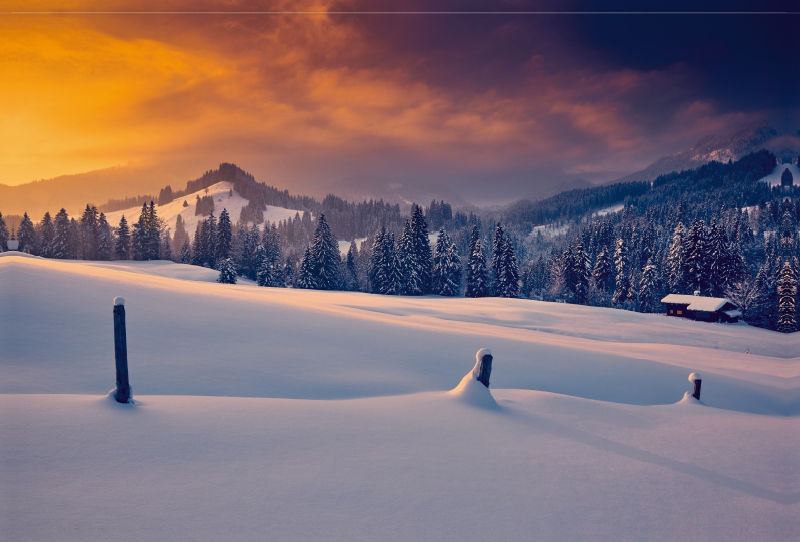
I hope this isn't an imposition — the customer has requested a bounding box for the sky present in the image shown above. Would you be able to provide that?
[2,0,798,204]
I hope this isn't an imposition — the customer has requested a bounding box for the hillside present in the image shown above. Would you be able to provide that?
[103,181,304,236]
[612,122,795,185]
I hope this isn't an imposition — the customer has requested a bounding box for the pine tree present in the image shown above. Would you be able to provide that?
[68,218,80,259]
[385,233,404,295]
[52,209,72,259]
[777,261,797,333]
[683,219,709,295]
[217,257,238,284]
[131,204,150,261]
[97,213,114,260]
[745,263,778,329]
[666,222,686,293]
[38,212,55,258]
[410,204,433,294]
[465,226,489,298]
[284,256,295,287]
[17,213,36,254]
[296,246,316,289]
[590,245,614,305]
[309,214,341,290]
[346,241,359,291]
[612,237,631,306]
[570,242,590,304]
[638,257,663,313]
[368,227,388,294]
[180,240,191,264]
[160,229,173,261]
[490,224,519,298]
[115,215,131,260]
[432,228,461,296]
[79,205,99,260]
[172,214,189,256]
[397,220,422,295]
[0,212,8,251]
[216,208,232,262]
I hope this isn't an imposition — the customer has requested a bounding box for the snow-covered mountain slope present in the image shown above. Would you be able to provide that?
[613,122,782,184]
[2,253,798,541]
[103,181,304,234]
[758,163,800,187]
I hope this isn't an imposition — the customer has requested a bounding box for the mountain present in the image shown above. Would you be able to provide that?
[612,122,798,184]
[0,164,187,218]
[317,177,473,212]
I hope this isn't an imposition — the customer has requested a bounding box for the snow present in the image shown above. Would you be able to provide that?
[529,223,570,239]
[758,162,800,187]
[338,237,366,257]
[689,372,701,383]
[113,296,125,306]
[661,293,733,312]
[103,181,304,235]
[2,253,799,540]
[592,203,625,217]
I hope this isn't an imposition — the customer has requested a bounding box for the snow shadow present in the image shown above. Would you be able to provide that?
[505,409,800,505]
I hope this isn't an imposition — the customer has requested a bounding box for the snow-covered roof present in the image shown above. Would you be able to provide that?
[660,294,735,312]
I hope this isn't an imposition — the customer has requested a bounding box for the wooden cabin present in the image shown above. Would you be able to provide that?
[661,294,742,323]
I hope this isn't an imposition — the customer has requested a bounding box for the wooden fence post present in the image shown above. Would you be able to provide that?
[473,348,493,388]
[688,372,701,401]
[113,297,131,403]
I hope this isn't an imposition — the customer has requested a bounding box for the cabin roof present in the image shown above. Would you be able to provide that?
[661,294,734,312]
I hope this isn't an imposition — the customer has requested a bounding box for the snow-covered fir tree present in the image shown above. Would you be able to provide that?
[308,214,341,290]
[590,244,613,305]
[216,209,232,262]
[638,257,663,313]
[777,260,797,333]
[432,227,461,296]
[465,226,489,298]
[38,212,55,258]
[79,205,99,260]
[0,212,8,251]
[397,220,423,295]
[52,209,72,259]
[115,215,131,260]
[410,204,433,294]
[346,241,359,291]
[612,237,631,306]
[491,223,520,298]
[17,213,36,254]
[97,213,114,261]
[683,219,709,295]
[666,222,686,293]
[217,257,238,284]
[296,246,316,289]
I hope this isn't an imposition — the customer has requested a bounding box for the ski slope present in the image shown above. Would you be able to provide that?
[1,253,798,541]
[103,181,305,235]
[759,162,800,187]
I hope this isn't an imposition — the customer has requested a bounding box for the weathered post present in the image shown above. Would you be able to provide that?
[473,348,493,388]
[113,297,131,403]
[688,372,701,401]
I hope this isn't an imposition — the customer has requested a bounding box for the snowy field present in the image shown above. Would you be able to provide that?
[104,181,305,234]
[759,162,800,187]
[1,252,798,540]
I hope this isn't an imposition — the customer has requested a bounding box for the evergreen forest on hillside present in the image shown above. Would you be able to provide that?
[2,151,798,333]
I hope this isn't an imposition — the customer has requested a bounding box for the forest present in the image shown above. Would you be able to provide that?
[1,151,797,333]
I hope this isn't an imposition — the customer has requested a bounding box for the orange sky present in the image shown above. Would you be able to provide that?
[0,1,774,202]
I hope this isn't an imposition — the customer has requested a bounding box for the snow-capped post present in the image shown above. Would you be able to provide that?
[113,297,131,403]
[688,372,701,401]
[473,348,493,388]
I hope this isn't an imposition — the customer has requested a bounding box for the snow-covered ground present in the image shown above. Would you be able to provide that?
[2,253,798,540]
[103,181,305,234]
[529,223,570,238]
[592,203,625,217]
[758,162,800,187]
